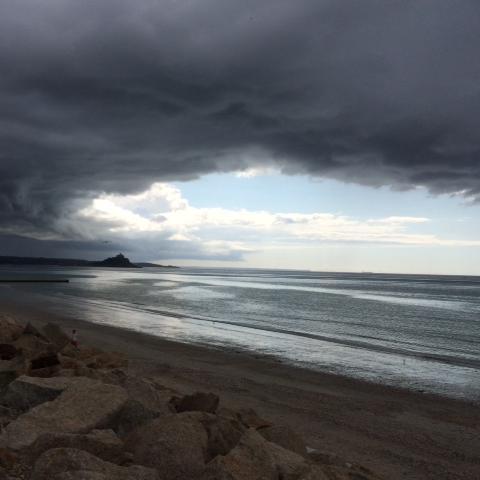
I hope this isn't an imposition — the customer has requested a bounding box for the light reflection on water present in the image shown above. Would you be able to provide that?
[0,265,479,400]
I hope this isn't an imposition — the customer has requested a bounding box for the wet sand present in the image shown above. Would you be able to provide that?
[2,300,480,480]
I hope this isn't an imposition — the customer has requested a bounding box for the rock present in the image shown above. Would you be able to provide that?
[121,376,175,414]
[0,357,27,390]
[14,334,55,360]
[234,408,272,429]
[101,368,128,384]
[59,344,83,359]
[72,365,100,380]
[61,345,102,361]
[2,376,92,411]
[204,415,246,460]
[72,345,103,362]
[180,412,246,461]
[58,355,84,370]
[0,370,18,391]
[29,429,124,464]
[42,323,71,352]
[0,448,18,470]
[0,379,128,450]
[85,352,128,370]
[0,406,16,429]
[0,345,17,362]
[170,392,219,414]
[31,353,60,370]
[58,346,128,378]
[126,413,208,480]
[113,399,159,437]
[202,430,312,480]
[23,322,46,339]
[28,365,62,378]
[80,367,129,386]
[111,376,179,437]
[258,425,307,457]
[54,369,77,378]
[49,473,107,480]
[0,315,23,344]
[31,448,158,480]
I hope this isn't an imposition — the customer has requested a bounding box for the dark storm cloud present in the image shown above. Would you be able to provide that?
[0,234,128,259]
[1,0,480,250]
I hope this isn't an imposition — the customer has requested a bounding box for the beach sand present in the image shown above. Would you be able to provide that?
[2,300,479,480]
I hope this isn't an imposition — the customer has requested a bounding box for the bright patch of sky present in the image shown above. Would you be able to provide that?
[177,173,480,241]
[77,172,480,275]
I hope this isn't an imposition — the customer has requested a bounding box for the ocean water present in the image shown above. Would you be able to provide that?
[0,266,479,401]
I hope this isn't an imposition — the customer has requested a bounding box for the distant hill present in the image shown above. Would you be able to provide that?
[0,253,140,268]
[91,254,138,268]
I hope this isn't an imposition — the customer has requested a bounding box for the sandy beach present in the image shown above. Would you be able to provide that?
[1,299,478,480]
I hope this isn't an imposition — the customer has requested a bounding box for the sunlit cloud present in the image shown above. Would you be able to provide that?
[75,182,480,261]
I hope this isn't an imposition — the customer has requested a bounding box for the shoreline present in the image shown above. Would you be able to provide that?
[2,299,480,479]
[1,267,478,403]
[2,295,478,406]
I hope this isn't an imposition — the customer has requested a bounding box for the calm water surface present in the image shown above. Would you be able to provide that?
[1,266,479,400]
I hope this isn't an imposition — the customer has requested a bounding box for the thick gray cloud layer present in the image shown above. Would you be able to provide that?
[1,0,480,251]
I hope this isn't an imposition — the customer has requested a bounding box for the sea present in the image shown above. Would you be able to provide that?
[0,266,479,401]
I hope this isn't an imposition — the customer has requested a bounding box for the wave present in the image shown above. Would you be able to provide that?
[32,287,480,372]
[122,304,480,371]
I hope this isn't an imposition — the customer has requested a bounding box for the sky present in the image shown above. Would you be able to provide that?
[1,0,480,274]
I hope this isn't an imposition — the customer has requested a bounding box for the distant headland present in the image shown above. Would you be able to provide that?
[0,253,178,269]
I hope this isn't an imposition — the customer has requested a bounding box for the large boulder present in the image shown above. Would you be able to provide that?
[2,376,92,412]
[180,412,246,461]
[31,448,158,480]
[0,357,27,390]
[0,379,128,450]
[29,429,124,464]
[14,334,55,360]
[121,376,175,414]
[42,324,71,352]
[0,315,23,344]
[109,376,176,437]
[125,413,208,480]
[113,399,159,438]
[170,392,219,414]
[258,425,308,457]
[202,430,314,480]
[23,322,46,339]
[203,415,246,460]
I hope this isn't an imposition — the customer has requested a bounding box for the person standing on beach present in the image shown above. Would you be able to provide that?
[71,329,78,348]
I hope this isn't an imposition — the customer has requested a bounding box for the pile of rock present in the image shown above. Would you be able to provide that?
[0,315,382,480]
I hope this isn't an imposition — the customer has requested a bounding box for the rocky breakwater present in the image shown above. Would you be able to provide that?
[0,314,383,480]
